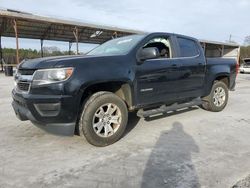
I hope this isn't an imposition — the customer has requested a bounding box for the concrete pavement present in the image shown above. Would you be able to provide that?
[0,73,250,188]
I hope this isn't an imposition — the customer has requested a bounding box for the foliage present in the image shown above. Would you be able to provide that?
[240,45,250,64]
[1,48,75,64]
[243,36,250,46]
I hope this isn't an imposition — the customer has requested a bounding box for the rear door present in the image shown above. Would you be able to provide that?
[174,36,206,99]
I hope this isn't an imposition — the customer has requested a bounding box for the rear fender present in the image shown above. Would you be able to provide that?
[204,65,230,96]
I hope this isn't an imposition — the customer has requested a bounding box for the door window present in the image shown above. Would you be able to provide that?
[177,37,199,57]
[143,37,172,58]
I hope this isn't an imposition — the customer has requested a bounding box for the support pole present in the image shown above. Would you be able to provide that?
[40,39,44,57]
[221,45,224,57]
[0,35,3,71]
[73,27,79,55]
[13,19,19,64]
[229,34,232,43]
[203,42,206,56]
[69,42,72,55]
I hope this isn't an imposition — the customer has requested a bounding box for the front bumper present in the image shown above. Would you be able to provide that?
[12,89,78,136]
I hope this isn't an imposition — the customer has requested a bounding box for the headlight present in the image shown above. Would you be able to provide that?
[32,67,74,86]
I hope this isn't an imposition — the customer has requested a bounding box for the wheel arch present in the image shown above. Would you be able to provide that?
[79,81,134,111]
[205,72,230,97]
[75,81,133,136]
[214,75,230,87]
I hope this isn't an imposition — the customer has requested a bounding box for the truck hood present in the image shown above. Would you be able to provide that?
[19,55,89,69]
[18,54,128,70]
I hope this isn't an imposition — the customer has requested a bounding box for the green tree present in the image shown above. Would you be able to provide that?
[2,48,74,64]
[240,46,250,64]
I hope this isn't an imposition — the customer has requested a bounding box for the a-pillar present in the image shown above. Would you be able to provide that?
[203,42,206,56]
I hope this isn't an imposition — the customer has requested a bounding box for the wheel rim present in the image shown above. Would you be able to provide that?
[92,103,122,138]
[213,86,226,107]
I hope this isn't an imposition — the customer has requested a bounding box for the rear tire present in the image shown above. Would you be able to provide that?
[201,81,228,112]
[78,91,128,147]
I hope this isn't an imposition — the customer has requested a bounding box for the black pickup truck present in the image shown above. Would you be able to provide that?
[12,32,238,146]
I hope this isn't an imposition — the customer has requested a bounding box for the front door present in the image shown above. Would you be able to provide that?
[136,57,184,106]
[135,35,183,106]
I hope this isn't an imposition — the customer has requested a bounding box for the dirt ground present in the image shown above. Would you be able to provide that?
[0,73,250,188]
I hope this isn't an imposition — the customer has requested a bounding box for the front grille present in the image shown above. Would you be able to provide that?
[18,69,36,75]
[15,68,35,93]
[17,82,30,92]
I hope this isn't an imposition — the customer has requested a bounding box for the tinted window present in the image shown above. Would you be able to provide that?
[177,37,199,57]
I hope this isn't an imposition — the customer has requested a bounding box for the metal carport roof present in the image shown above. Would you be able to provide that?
[0,9,144,66]
[0,9,240,68]
[0,9,143,44]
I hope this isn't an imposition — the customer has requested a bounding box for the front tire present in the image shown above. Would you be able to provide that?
[78,91,128,147]
[201,81,228,112]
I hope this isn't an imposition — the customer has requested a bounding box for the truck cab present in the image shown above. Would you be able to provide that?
[12,32,238,146]
[135,33,206,107]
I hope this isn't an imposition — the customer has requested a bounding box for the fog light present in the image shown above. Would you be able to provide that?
[34,103,61,117]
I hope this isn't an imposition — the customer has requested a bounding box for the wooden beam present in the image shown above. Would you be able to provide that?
[73,27,79,54]
[69,42,72,55]
[40,39,44,57]
[0,35,3,71]
[221,45,225,57]
[41,24,53,39]
[13,19,19,64]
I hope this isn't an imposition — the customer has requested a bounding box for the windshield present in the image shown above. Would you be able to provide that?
[244,59,250,65]
[87,35,145,56]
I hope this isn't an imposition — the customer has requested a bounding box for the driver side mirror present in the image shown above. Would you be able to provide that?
[137,47,160,63]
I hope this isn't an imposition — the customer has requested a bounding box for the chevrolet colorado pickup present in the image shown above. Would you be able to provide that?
[12,32,238,146]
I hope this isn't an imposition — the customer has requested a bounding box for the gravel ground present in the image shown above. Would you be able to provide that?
[233,174,250,188]
[0,73,250,188]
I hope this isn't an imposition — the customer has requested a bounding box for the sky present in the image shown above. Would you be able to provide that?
[0,0,250,52]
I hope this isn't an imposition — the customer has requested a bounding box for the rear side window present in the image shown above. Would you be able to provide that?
[177,37,199,57]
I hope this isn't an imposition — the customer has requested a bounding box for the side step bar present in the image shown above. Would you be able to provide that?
[137,98,202,118]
